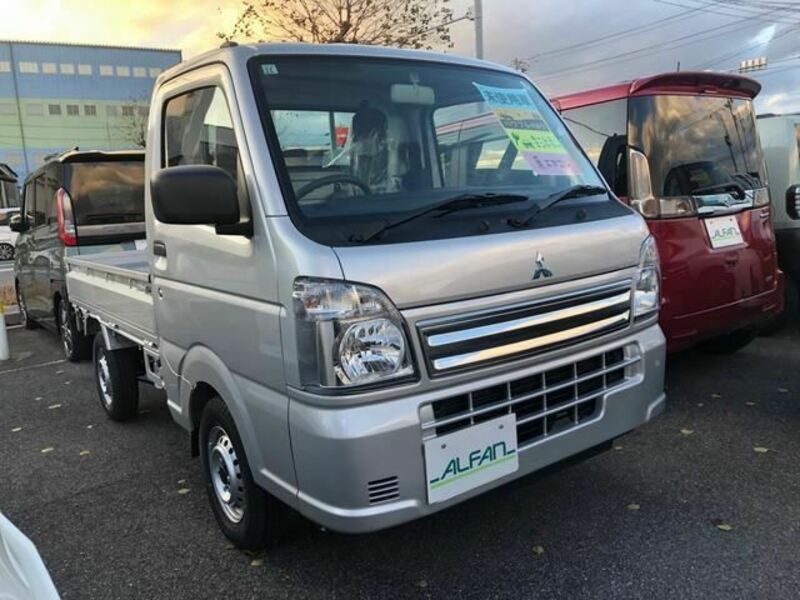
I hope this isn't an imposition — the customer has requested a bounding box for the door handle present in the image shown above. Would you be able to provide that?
[153,241,167,257]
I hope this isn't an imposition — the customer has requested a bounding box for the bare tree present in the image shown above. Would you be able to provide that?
[117,104,148,149]
[219,0,453,50]
[511,57,529,74]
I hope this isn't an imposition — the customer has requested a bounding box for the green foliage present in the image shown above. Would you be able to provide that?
[219,0,453,49]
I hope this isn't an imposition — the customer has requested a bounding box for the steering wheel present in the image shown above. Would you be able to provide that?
[295,173,371,201]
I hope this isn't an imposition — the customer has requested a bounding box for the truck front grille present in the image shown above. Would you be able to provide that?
[417,282,632,376]
[420,346,638,448]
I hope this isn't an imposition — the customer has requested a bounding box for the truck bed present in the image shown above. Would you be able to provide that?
[66,249,157,346]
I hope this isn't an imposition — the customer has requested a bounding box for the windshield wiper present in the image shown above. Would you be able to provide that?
[691,182,746,201]
[508,184,608,228]
[352,192,531,243]
[730,172,761,190]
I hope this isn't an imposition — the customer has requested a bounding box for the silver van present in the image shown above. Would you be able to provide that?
[12,150,145,359]
[758,114,800,320]
[64,44,666,549]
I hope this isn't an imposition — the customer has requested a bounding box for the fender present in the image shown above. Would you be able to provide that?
[176,344,299,507]
[178,344,265,469]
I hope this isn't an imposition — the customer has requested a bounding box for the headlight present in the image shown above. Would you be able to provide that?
[293,278,415,389]
[633,236,660,319]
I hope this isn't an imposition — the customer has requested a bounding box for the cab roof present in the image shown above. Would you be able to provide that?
[552,71,762,111]
[157,42,518,84]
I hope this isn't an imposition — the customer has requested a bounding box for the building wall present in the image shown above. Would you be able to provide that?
[0,41,181,180]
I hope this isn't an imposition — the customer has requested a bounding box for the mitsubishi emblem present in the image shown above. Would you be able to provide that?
[533,251,553,280]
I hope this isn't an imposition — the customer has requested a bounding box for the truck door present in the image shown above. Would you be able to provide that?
[149,67,285,422]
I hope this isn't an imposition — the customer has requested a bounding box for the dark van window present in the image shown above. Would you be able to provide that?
[562,99,628,196]
[66,161,145,226]
[628,95,767,197]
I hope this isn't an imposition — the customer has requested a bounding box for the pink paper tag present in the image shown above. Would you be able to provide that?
[522,151,580,176]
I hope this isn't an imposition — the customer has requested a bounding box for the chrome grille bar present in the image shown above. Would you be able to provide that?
[427,291,631,348]
[418,281,633,376]
[432,311,630,372]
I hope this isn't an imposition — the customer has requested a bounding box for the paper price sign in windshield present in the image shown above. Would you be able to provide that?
[474,83,579,176]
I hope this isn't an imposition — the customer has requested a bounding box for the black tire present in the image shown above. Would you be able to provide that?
[699,327,758,355]
[57,297,92,362]
[0,243,14,261]
[93,334,140,421]
[15,284,37,330]
[764,277,799,334]
[199,396,285,549]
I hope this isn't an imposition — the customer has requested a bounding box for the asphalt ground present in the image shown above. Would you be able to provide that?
[1,324,799,599]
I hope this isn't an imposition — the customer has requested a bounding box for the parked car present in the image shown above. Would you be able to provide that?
[0,163,20,261]
[757,113,800,321]
[64,43,666,549]
[553,72,783,353]
[0,208,20,261]
[11,150,145,360]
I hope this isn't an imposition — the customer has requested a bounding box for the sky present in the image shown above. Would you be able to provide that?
[2,0,800,113]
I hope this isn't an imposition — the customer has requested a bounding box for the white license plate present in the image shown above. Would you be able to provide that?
[704,216,744,249]
[424,414,518,504]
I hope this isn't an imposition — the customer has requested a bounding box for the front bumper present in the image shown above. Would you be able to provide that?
[287,323,666,533]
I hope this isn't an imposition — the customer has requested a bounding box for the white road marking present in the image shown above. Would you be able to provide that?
[0,358,67,377]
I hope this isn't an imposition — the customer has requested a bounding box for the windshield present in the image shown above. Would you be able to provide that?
[252,56,616,245]
[629,95,767,201]
[66,161,145,226]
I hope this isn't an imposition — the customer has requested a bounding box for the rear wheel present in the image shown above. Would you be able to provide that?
[15,284,37,330]
[57,297,92,362]
[0,243,13,261]
[93,334,140,421]
[699,327,758,354]
[199,396,285,549]
[761,277,799,335]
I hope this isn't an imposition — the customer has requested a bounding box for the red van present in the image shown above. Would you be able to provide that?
[553,72,783,352]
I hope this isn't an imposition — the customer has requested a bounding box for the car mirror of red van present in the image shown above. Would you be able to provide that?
[786,185,800,220]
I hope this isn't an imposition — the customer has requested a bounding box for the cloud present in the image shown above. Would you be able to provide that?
[0,0,240,56]
[749,24,776,48]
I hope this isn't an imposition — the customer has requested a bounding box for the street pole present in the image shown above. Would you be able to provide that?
[474,0,484,59]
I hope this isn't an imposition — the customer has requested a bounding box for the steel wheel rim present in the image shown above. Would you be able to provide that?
[60,302,73,356]
[96,346,113,407]
[207,425,246,524]
[0,244,12,261]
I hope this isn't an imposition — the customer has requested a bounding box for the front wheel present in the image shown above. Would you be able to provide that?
[0,243,13,261]
[699,327,757,354]
[199,396,285,549]
[58,298,91,362]
[93,334,140,421]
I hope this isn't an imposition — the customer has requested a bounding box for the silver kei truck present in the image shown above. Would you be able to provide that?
[64,42,666,549]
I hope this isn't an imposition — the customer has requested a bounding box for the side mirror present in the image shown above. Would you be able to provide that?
[9,214,24,232]
[151,166,248,235]
[786,185,800,220]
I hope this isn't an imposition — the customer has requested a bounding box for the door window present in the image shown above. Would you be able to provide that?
[562,99,629,196]
[31,176,46,228]
[163,87,240,182]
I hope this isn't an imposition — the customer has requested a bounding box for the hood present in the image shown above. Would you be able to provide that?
[333,213,649,308]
